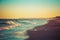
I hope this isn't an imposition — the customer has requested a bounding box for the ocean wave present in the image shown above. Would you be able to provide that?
[0,21,21,30]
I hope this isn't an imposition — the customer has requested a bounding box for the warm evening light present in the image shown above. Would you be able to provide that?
[0,0,60,19]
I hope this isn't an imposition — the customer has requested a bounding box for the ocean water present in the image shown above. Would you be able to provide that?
[0,19,48,40]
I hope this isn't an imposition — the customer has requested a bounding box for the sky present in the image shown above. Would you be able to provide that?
[0,0,60,19]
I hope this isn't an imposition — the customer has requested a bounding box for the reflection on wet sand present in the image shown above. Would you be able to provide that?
[27,16,60,40]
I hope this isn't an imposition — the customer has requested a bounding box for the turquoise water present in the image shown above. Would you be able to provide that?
[0,19,48,40]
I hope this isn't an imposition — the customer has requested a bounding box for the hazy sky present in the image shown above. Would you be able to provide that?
[0,0,60,19]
